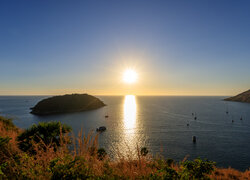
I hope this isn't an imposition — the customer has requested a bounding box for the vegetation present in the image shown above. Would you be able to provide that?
[0,115,249,179]
[0,116,19,131]
[31,94,106,115]
[17,122,71,153]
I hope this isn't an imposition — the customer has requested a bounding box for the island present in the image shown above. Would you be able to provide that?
[30,94,105,115]
[224,89,250,103]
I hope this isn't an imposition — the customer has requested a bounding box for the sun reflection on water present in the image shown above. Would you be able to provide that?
[121,95,138,156]
[124,95,137,131]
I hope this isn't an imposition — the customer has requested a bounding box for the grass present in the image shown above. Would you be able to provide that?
[0,115,250,179]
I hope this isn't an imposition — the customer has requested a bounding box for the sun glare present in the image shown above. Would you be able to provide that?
[124,95,137,130]
[123,69,138,84]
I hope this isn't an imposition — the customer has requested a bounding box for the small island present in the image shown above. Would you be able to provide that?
[30,94,105,115]
[224,89,250,103]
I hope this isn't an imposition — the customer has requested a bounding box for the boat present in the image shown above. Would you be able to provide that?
[194,113,197,120]
[226,103,229,114]
[96,126,107,132]
[192,136,196,143]
[105,108,109,118]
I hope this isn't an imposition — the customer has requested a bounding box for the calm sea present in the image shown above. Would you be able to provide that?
[0,95,250,170]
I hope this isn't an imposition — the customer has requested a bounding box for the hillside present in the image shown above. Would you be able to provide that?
[30,94,105,115]
[225,89,250,103]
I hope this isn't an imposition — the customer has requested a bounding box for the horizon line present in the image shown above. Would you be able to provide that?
[0,94,232,97]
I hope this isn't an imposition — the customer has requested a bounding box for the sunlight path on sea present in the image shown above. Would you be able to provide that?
[124,95,137,131]
[122,95,138,155]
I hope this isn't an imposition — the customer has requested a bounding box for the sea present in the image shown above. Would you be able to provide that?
[0,95,250,170]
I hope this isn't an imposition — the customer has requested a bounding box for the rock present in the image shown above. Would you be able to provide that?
[30,94,105,115]
[224,89,250,103]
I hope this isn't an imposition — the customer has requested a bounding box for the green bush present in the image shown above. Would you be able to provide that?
[50,156,93,180]
[17,122,71,153]
[0,116,18,131]
[148,158,178,180]
[166,158,174,167]
[0,136,11,148]
[97,148,107,160]
[0,136,12,160]
[180,158,216,179]
[0,162,7,179]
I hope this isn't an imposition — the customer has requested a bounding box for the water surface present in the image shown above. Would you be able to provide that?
[0,95,250,170]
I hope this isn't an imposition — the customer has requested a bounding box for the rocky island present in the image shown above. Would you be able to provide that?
[30,94,105,115]
[224,89,250,103]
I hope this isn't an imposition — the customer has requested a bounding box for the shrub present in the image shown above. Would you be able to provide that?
[17,122,71,153]
[97,148,107,160]
[140,147,149,156]
[0,136,11,148]
[0,116,18,132]
[0,136,12,159]
[50,156,93,180]
[180,158,216,179]
[166,158,174,167]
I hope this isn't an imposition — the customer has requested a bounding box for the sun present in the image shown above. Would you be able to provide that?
[123,69,138,84]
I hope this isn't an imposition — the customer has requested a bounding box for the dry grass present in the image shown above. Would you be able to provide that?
[210,168,250,180]
[1,118,250,179]
[0,119,20,148]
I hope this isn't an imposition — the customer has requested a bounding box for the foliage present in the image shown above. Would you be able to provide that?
[97,148,107,160]
[17,121,71,153]
[140,147,149,156]
[0,137,10,179]
[0,115,249,179]
[50,156,93,180]
[0,136,11,148]
[0,162,7,179]
[0,136,13,162]
[166,158,174,167]
[148,158,178,180]
[0,116,18,131]
[149,167,178,180]
[180,158,216,179]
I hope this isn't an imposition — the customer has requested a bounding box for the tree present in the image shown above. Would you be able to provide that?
[17,122,71,153]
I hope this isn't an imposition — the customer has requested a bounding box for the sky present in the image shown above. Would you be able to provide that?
[0,0,250,96]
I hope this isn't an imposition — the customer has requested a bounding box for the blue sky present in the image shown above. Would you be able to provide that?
[0,0,250,95]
